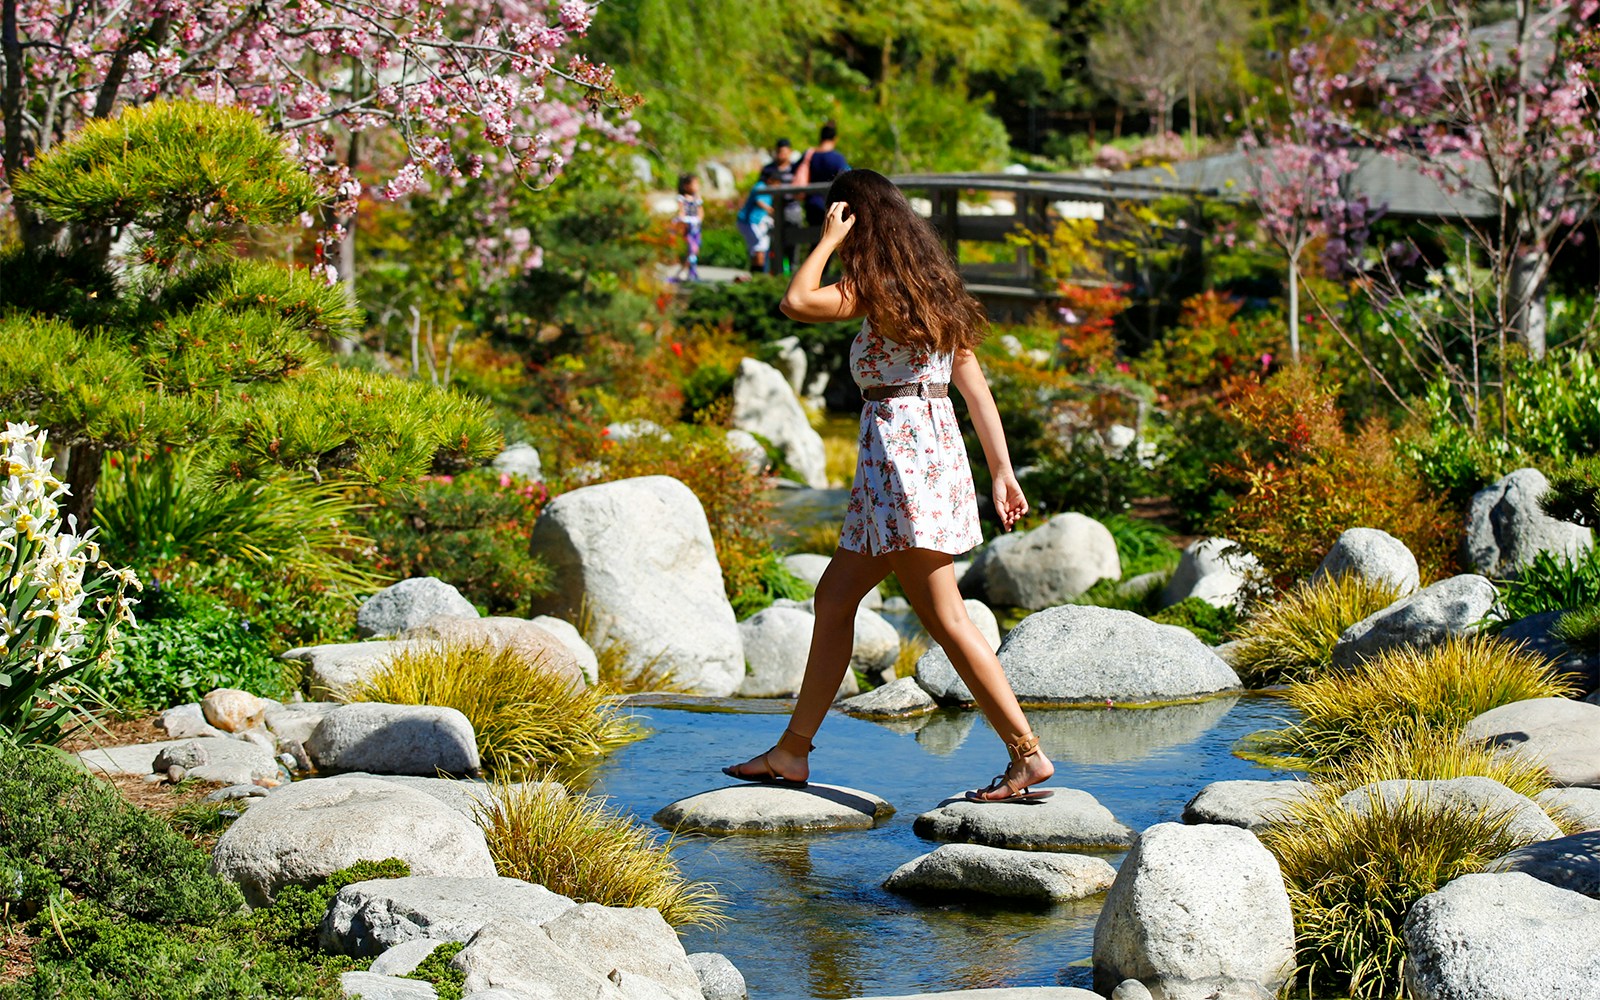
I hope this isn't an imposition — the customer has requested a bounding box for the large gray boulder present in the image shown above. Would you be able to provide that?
[1464,697,1600,787]
[326,773,560,818]
[212,776,496,907]
[725,428,768,477]
[837,675,937,719]
[1161,538,1259,610]
[528,476,743,696]
[884,843,1116,902]
[338,971,437,999]
[542,902,702,1000]
[358,577,478,638]
[530,614,600,687]
[1183,780,1315,832]
[1331,574,1497,669]
[970,514,1120,609]
[1312,527,1420,594]
[449,918,625,998]
[1538,787,1600,831]
[1403,872,1600,999]
[1485,830,1600,898]
[1464,467,1593,579]
[400,615,585,690]
[735,606,855,699]
[781,552,883,610]
[1337,776,1561,843]
[1092,823,1295,1000]
[913,789,1134,851]
[491,442,542,481]
[305,704,480,777]
[77,737,279,786]
[844,991,1101,1000]
[264,701,341,745]
[283,640,438,701]
[654,784,894,835]
[687,952,747,1000]
[916,605,1240,706]
[731,357,827,488]
[321,876,575,956]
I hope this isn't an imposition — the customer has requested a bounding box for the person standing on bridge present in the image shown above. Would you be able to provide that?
[722,168,1056,804]
[793,121,850,227]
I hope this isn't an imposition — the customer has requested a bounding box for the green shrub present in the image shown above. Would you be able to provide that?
[476,780,725,929]
[350,643,642,769]
[1488,546,1600,628]
[0,744,242,923]
[1243,635,1574,767]
[1100,514,1182,578]
[1149,598,1238,645]
[97,587,289,710]
[405,941,467,1000]
[365,469,553,615]
[1231,575,1404,688]
[1261,789,1532,1000]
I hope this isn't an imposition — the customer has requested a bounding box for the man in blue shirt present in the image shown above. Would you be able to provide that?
[794,121,849,226]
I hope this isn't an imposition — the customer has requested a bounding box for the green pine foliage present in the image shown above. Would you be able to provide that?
[0,99,502,523]
[1149,597,1238,645]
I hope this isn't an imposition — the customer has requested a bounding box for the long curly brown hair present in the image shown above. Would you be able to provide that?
[827,169,986,355]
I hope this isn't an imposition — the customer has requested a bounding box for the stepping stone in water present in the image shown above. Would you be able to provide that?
[843,989,1102,999]
[913,789,1134,851]
[837,675,937,719]
[1183,779,1316,832]
[654,784,894,834]
[884,843,1116,902]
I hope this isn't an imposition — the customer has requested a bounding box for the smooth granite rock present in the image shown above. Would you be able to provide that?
[1484,830,1600,898]
[1332,574,1497,669]
[844,992,1100,1000]
[212,777,497,907]
[358,577,479,638]
[332,773,561,818]
[884,843,1116,902]
[687,952,747,1000]
[913,789,1134,851]
[542,902,701,1000]
[1110,981,1155,1000]
[1538,787,1600,830]
[735,605,856,700]
[492,442,542,481]
[159,702,226,740]
[321,876,576,955]
[1403,872,1600,999]
[1464,467,1593,579]
[283,640,438,701]
[1464,697,1600,787]
[917,605,1240,706]
[528,476,744,696]
[339,971,436,1000]
[369,939,445,976]
[654,784,894,835]
[530,615,600,687]
[1312,527,1420,594]
[1093,823,1295,1000]
[838,676,937,718]
[1183,780,1316,832]
[306,703,480,777]
[77,737,278,786]
[1161,537,1259,610]
[400,615,585,690]
[971,513,1121,609]
[1336,777,1561,843]
[450,918,624,999]
[731,357,827,488]
[1499,610,1600,693]
[725,428,768,477]
[263,701,341,745]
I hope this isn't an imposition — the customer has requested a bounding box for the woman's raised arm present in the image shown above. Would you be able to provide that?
[780,202,864,323]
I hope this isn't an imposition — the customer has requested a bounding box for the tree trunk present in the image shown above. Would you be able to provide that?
[1287,257,1301,363]
[1510,249,1548,360]
[63,443,105,532]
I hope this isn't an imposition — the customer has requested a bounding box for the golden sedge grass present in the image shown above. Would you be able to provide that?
[474,778,726,929]
[1322,719,1554,801]
[786,520,844,558]
[893,636,930,680]
[1245,633,1573,767]
[1262,789,1532,1000]
[351,642,642,770]
[1232,574,1403,687]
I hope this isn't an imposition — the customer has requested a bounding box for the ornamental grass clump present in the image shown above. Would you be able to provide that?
[1231,574,1403,687]
[1261,789,1534,1000]
[474,780,726,929]
[0,423,140,745]
[1243,633,1572,768]
[350,642,640,770]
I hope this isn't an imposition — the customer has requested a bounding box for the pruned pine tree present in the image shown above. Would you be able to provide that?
[0,100,501,525]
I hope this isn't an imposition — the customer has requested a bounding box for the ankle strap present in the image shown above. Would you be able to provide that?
[779,727,815,754]
[1005,732,1040,762]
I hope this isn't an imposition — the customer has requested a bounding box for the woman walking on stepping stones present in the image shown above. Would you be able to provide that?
[723,168,1054,803]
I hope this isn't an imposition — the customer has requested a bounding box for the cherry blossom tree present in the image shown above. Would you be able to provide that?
[1,0,634,279]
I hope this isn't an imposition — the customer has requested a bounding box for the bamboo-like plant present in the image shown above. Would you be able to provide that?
[0,424,139,744]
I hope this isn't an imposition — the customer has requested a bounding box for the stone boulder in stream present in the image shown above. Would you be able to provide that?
[528,476,743,696]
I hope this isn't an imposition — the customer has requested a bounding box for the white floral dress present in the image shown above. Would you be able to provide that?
[839,320,983,556]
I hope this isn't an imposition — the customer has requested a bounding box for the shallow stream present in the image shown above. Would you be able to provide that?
[584,696,1299,1000]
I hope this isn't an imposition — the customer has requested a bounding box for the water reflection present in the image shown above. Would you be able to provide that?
[1031,697,1238,765]
[914,710,978,755]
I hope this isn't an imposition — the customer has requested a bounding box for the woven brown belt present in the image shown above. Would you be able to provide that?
[862,382,949,402]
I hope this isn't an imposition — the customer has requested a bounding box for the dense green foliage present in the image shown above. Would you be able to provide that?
[1149,597,1237,645]
[1488,547,1600,630]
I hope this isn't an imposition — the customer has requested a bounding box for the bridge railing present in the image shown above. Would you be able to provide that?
[768,173,1220,304]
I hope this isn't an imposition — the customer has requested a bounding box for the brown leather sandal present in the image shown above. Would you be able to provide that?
[965,731,1053,803]
[722,727,814,788]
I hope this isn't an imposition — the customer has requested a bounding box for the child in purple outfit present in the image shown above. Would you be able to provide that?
[675,173,703,282]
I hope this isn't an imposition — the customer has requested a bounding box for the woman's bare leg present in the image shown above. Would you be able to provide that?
[886,547,1054,798]
[724,546,889,782]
